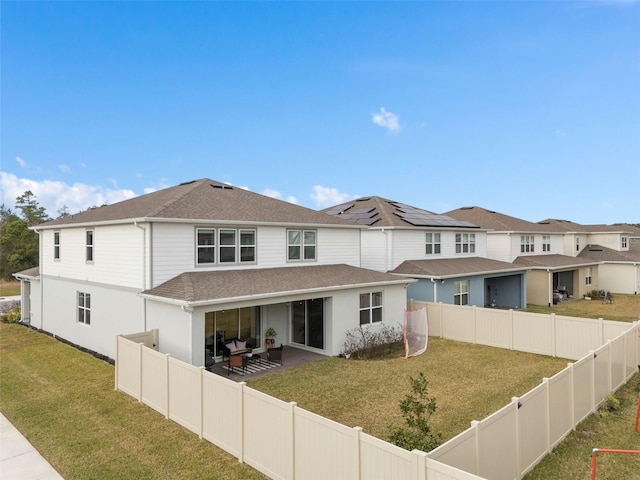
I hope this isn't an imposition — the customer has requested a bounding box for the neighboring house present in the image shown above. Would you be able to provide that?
[15,179,413,366]
[323,197,528,309]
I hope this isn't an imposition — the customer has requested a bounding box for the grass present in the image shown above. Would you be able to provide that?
[525,293,640,323]
[0,322,266,480]
[248,338,569,443]
[0,279,21,297]
[523,373,640,480]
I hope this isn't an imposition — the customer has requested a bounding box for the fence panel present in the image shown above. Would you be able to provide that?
[243,388,294,480]
[294,408,360,480]
[116,336,141,399]
[427,426,478,476]
[517,383,548,476]
[475,308,511,350]
[624,325,639,379]
[545,366,573,449]
[609,334,626,391]
[572,355,595,425]
[476,403,517,480]
[168,358,202,435]
[442,304,475,343]
[426,458,486,480]
[122,329,158,349]
[360,432,417,480]
[593,343,612,407]
[555,316,601,360]
[202,371,244,460]
[603,320,633,343]
[141,348,168,416]
[512,312,554,356]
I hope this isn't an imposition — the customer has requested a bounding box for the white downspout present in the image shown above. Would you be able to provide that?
[431,278,437,303]
[547,269,552,307]
[135,222,148,331]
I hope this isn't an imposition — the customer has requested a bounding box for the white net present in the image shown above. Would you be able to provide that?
[404,306,429,358]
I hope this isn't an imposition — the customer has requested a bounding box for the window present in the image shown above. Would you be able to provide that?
[288,230,316,261]
[542,235,551,252]
[86,230,94,262]
[360,292,383,325]
[576,237,580,252]
[520,235,535,253]
[78,292,91,325]
[54,231,60,259]
[455,233,476,254]
[197,228,216,264]
[240,230,256,262]
[454,280,469,306]
[219,229,236,263]
[586,267,592,286]
[622,237,628,249]
[425,232,441,255]
[196,228,257,265]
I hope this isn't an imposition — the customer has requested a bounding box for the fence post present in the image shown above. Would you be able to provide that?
[137,342,143,403]
[509,309,514,351]
[239,381,246,463]
[472,305,477,345]
[115,335,120,391]
[471,420,480,476]
[551,313,557,358]
[164,353,170,419]
[198,366,205,440]
[289,401,297,480]
[353,426,362,480]
[411,449,428,480]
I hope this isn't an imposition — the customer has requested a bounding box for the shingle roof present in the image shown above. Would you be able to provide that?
[140,264,412,304]
[536,219,640,235]
[444,206,559,233]
[513,254,599,269]
[322,196,478,229]
[391,257,525,278]
[37,179,355,228]
[578,244,640,263]
[13,266,40,279]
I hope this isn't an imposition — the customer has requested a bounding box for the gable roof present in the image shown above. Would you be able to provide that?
[322,196,478,229]
[140,264,413,306]
[444,206,558,233]
[578,243,640,263]
[36,179,355,229]
[391,257,525,279]
[536,219,640,235]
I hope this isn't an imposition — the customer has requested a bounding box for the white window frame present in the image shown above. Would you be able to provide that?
[576,237,580,252]
[455,233,476,254]
[520,235,535,253]
[288,229,316,262]
[542,235,551,252]
[54,231,60,260]
[454,280,469,306]
[585,267,592,286]
[196,227,257,265]
[78,292,91,325]
[425,232,441,255]
[86,229,94,262]
[359,291,383,325]
[621,237,628,249]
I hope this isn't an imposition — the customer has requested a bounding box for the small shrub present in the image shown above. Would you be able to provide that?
[342,323,403,359]
[598,392,620,418]
[5,307,21,323]
[388,372,442,452]
[0,300,21,323]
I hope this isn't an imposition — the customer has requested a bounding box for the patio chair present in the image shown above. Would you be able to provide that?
[228,353,248,375]
[205,350,215,370]
[267,344,283,365]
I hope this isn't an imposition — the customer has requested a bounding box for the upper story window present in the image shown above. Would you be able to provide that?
[520,235,535,253]
[196,227,256,265]
[86,230,94,262]
[425,232,441,255]
[288,229,316,261]
[77,292,91,325]
[621,237,628,249]
[359,291,382,325]
[454,280,469,306]
[542,235,551,252]
[54,231,60,260]
[576,237,580,252]
[455,233,475,254]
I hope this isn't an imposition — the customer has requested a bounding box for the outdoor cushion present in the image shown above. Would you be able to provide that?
[226,341,238,353]
[236,340,246,350]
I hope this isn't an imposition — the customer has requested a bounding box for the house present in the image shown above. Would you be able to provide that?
[15,179,413,366]
[323,197,528,309]
[446,207,640,304]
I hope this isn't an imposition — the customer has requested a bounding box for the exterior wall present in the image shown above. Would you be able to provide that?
[20,278,41,328]
[41,224,145,289]
[526,270,551,306]
[151,223,361,287]
[146,301,195,364]
[360,230,388,271]
[486,234,512,262]
[40,276,144,360]
[588,233,626,252]
[598,264,639,294]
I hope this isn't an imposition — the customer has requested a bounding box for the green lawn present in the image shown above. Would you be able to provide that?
[525,293,640,323]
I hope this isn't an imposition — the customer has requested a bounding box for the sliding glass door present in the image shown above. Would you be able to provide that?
[291,298,324,350]
[205,307,261,357]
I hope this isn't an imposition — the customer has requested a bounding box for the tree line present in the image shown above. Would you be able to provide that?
[0,191,66,280]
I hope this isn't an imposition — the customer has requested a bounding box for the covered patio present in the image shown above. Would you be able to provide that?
[208,345,327,381]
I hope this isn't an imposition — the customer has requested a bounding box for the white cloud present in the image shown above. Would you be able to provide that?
[16,156,27,168]
[261,188,298,204]
[310,185,358,208]
[372,107,401,133]
[0,172,137,216]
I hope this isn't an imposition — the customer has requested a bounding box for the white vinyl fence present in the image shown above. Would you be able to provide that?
[116,304,639,480]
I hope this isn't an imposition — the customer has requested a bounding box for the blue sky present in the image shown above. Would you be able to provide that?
[2,1,639,224]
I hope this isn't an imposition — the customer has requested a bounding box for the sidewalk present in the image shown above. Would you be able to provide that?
[0,413,64,479]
